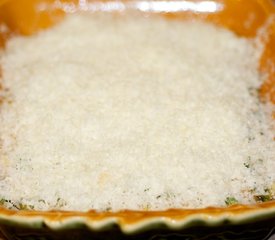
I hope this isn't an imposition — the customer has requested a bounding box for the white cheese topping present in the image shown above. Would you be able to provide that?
[0,13,274,211]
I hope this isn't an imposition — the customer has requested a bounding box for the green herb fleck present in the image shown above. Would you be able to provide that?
[105,207,112,212]
[0,198,6,206]
[55,198,66,208]
[244,163,250,168]
[264,188,271,194]
[248,136,255,142]
[257,158,263,163]
[254,194,271,202]
[248,187,256,193]
[18,203,29,210]
[28,205,35,210]
[225,197,238,206]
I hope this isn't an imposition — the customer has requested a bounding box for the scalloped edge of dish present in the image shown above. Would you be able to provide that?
[0,201,275,234]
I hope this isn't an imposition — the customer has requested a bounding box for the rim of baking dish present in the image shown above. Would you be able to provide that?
[0,202,275,233]
[0,0,274,234]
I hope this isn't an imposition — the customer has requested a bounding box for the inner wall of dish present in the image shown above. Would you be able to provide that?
[0,0,274,102]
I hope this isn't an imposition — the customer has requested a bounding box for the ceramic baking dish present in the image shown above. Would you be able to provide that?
[0,0,274,239]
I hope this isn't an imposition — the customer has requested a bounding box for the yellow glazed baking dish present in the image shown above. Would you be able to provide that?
[0,0,275,239]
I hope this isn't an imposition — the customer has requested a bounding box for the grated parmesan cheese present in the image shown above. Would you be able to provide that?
[0,13,274,211]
